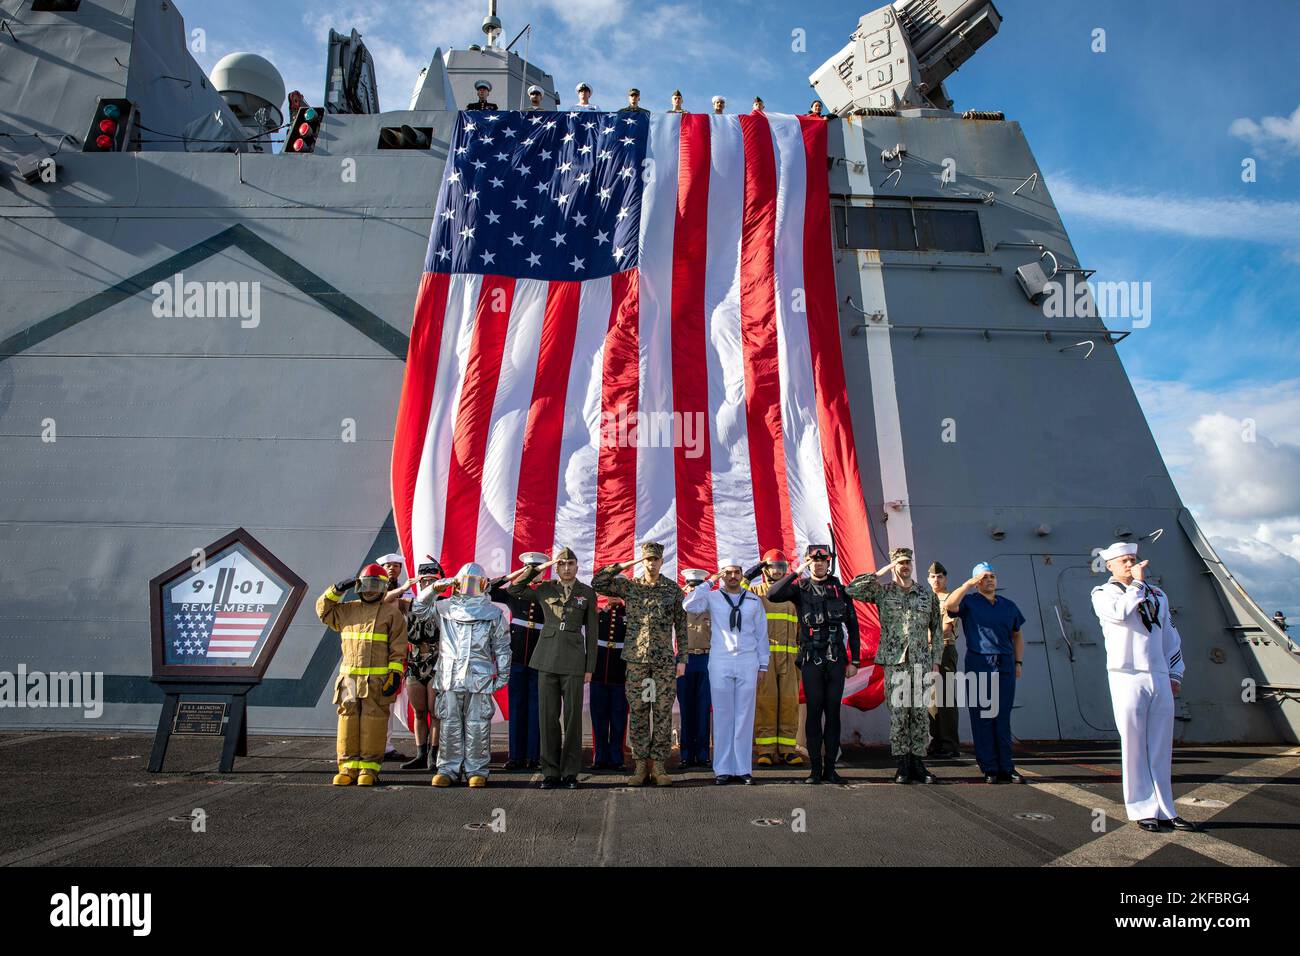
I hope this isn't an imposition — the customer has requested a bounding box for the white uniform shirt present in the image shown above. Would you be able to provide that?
[572,103,602,111]
[682,585,769,667]
[1091,578,1185,683]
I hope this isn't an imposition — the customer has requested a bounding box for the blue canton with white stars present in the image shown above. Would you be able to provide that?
[425,110,649,282]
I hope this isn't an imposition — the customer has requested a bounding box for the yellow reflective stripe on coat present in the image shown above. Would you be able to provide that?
[766,612,797,623]
[342,760,382,771]
[388,661,405,673]
[325,587,345,602]
[342,632,388,642]
[340,665,390,676]
[767,643,798,654]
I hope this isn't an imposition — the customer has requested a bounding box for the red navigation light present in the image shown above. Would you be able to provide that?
[84,97,133,152]
[287,105,322,154]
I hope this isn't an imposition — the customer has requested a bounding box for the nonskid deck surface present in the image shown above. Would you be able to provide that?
[0,733,1295,867]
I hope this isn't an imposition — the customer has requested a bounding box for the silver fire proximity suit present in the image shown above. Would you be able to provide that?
[412,565,510,781]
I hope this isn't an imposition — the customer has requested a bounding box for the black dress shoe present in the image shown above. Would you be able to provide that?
[698,758,712,769]
[714,775,731,785]
[526,760,541,771]
[503,759,524,771]
[1169,816,1199,832]
[679,759,695,770]
[803,773,822,785]
[562,775,579,790]
[539,777,558,790]
[932,749,961,760]
[822,770,847,785]
[911,758,937,784]
[584,764,603,774]
[997,771,1026,784]
[984,773,1000,784]
[894,758,911,784]
[739,774,754,785]
[1138,818,1162,832]
[385,749,410,763]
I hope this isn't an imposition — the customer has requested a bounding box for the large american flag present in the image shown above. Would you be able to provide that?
[391,109,881,677]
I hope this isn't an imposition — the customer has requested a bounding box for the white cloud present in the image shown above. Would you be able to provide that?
[1134,377,1300,616]
[1047,173,1300,245]
[1229,104,1300,157]
[1187,413,1300,521]
[1197,533,1300,619]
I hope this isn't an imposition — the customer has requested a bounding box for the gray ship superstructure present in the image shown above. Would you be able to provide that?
[1,0,1295,745]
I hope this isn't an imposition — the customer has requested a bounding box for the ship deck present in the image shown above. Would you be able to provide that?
[1,733,1296,867]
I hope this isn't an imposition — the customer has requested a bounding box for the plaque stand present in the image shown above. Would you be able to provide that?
[147,676,259,773]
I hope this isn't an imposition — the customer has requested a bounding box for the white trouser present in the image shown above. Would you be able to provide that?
[1108,669,1177,820]
[436,690,495,780]
[709,652,760,777]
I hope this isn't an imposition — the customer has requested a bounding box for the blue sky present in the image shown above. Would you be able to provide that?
[176,0,1300,617]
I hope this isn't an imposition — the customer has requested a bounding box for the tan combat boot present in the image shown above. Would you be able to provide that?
[650,759,672,787]
[626,759,649,786]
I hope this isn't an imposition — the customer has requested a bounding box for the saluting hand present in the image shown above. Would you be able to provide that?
[1131,559,1149,583]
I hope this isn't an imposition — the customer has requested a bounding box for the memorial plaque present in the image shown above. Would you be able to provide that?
[148,528,306,771]
[172,701,228,736]
[150,527,306,680]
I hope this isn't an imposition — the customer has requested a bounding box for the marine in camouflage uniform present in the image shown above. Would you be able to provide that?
[592,541,687,787]
[846,546,942,784]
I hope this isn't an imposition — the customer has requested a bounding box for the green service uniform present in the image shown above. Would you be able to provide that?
[929,592,961,754]
[509,569,598,779]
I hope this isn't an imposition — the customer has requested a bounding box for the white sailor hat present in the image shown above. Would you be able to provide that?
[474,80,492,92]
[377,552,405,566]
[527,84,543,95]
[1099,542,1139,562]
[718,557,745,572]
[681,568,710,585]
[575,81,592,93]
[711,94,724,103]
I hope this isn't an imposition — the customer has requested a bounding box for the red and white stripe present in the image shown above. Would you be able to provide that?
[207,611,269,658]
[393,115,879,655]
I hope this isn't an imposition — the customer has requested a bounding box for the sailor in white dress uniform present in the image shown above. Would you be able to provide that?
[1091,542,1198,832]
[682,558,769,783]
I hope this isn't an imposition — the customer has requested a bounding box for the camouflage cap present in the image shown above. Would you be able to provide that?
[890,546,914,562]
[640,541,664,558]
[553,546,577,562]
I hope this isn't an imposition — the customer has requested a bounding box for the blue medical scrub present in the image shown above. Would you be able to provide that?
[957,592,1025,775]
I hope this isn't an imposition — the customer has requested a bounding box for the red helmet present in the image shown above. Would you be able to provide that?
[359,563,389,581]
[762,549,787,564]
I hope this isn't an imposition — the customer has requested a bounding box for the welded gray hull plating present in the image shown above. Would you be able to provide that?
[0,0,1295,743]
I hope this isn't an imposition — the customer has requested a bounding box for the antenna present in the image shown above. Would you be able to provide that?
[482,0,503,48]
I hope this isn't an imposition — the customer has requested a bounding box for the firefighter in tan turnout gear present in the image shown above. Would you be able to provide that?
[748,550,803,766]
[317,563,409,787]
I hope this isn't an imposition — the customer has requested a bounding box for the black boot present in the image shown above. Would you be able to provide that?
[401,744,429,770]
[804,762,823,785]
[427,744,439,770]
[911,756,937,784]
[894,756,911,784]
